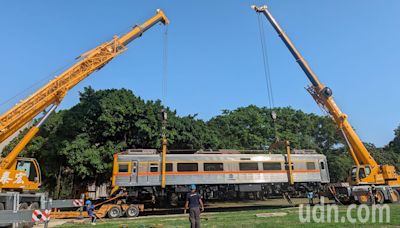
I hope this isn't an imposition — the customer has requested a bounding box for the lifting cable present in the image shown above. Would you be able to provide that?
[160,25,169,188]
[161,25,169,134]
[162,26,169,105]
[256,13,275,110]
[257,13,279,140]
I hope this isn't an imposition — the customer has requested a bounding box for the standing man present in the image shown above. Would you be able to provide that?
[85,199,96,225]
[184,184,204,228]
[307,191,315,206]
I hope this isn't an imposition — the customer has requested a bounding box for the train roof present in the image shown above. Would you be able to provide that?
[116,149,327,162]
[119,148,320,155]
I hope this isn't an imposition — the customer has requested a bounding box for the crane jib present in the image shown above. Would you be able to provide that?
[258,9,322,89]
[0,9,169,145]
[252,5,381,171]
[121,20,159,47]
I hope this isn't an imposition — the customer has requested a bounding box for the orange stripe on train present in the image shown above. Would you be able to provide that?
[133,169,320,176]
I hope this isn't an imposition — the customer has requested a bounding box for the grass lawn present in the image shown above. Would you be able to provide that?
[59,203,400,228]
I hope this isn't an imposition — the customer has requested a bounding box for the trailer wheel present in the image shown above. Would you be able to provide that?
[389,190,400,203]
[375,191,385,204]
[125,205,140,217]
[357,194,371,204]
[107,206,122,219]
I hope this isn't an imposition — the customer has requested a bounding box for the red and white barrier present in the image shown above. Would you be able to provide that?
[32,209,50,222]
[73,199,84,207]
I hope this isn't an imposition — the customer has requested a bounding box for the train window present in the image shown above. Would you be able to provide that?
[166,163,173,172]
[306,162,316,170]
[204,163,224,171]
[177,163,198,172]
[263,162,281,170]
[150,163,158,172]
[239,162,259,171]
[118,164,129,173]
[320,162,325,170]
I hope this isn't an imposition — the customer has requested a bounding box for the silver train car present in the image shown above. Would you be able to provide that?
[111,149,330,205]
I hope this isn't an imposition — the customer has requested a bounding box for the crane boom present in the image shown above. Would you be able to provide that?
[252,5,377,168]
[0,9,169,191]
[0,9,169,145]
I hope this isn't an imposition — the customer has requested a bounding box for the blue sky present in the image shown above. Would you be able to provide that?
[1,1,399,147]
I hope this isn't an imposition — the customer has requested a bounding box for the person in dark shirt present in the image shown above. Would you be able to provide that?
[184,184,204,228]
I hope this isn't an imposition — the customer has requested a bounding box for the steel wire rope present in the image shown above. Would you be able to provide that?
[0,23,136,111]
[257,13,279,142]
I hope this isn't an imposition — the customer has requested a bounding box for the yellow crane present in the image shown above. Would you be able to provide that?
[0,9,169,192]
[252,5,400,204]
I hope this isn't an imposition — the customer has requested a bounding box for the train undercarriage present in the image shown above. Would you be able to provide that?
[123,182,324,207]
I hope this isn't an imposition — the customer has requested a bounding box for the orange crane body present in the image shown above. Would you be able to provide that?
[0,9,169,191]
[252,5,400,203]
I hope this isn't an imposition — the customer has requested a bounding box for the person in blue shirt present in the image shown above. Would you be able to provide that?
[307,191,315,205]
[184,184,204,228]
[85,200,96,225]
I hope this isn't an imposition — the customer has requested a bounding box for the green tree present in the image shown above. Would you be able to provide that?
[4,87,394,197]
[387,125,400,153]
[207,105,342,152]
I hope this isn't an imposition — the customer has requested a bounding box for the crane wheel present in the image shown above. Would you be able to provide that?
[389,190,400,203]
[125,205,140,217]
[107,206,122,219]
[357,194,371,204]
[375,191,385,204]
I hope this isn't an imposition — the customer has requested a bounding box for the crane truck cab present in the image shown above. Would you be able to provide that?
[349,164,400,186]
[349,165,373,186]
[0,157,41,191]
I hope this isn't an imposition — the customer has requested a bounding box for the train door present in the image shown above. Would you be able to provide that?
[130,161,138,184]
[319,159,329,182]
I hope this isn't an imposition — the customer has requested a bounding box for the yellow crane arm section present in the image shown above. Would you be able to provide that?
[0,9,169,145]
[252,5,377,168]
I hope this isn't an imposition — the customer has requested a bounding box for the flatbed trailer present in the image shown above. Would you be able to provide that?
[52,192,144,219]
[51,203,144,219]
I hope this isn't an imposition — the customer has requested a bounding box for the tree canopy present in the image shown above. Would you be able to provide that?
[2,87,399,197]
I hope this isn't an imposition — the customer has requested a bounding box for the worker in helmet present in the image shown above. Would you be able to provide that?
[85,199,96,225]
[184,184,204,228]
